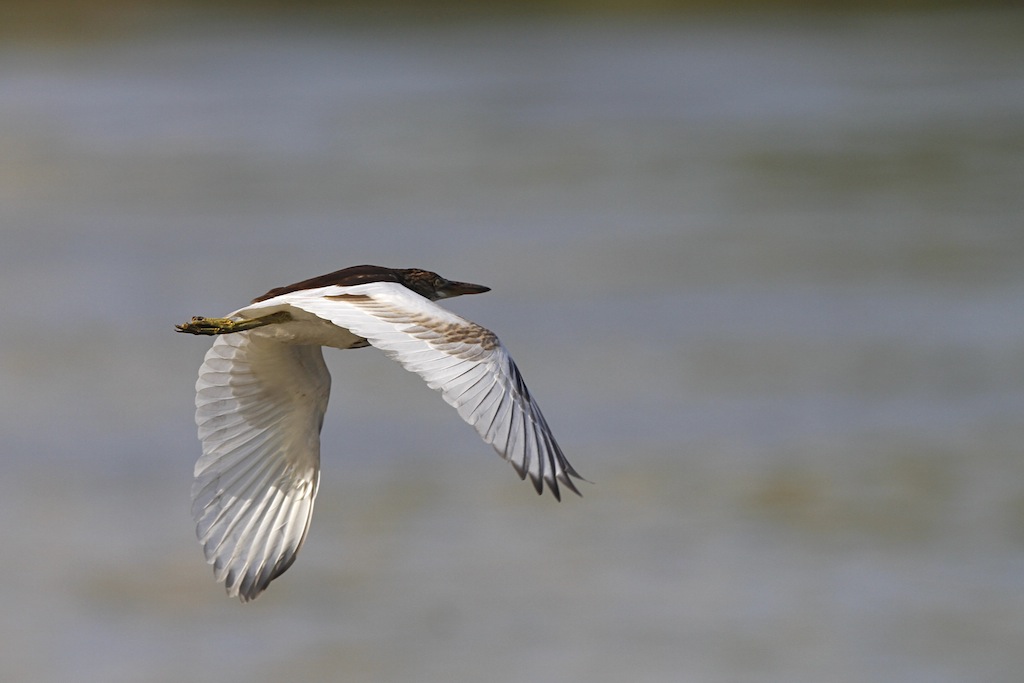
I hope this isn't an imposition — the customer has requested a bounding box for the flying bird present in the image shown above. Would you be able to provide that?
[176,264,583,601]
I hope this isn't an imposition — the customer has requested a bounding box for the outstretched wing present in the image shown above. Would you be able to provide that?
[192,330,329,601]
[247,281,584,500]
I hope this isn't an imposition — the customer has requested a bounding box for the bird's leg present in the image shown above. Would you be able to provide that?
[175,311,294,335]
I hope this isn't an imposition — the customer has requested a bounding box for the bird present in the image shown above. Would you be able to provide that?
[176,264,584,601]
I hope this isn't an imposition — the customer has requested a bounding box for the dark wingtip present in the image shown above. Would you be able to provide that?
[558,473,582,498]
[529,473,544,496]
[510,459,529,481]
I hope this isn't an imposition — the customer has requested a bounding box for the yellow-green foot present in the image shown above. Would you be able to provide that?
[175,311,293,335]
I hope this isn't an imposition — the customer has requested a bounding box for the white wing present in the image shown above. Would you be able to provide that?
[193,329,329,601]
[246,281,584,500]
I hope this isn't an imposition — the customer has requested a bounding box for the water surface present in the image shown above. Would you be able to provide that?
[1,10,1022,683]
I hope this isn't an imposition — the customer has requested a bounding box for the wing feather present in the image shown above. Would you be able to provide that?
[192,330,328,601]
[262,282,583,499]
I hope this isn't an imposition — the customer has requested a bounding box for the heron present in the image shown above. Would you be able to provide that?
[176,264,583,600]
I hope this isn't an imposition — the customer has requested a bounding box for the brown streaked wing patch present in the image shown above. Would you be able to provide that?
[432,320,499,350]
[326,293,499,352]
[325,293,374,304]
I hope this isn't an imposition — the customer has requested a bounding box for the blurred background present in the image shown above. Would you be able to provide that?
[1,2,1022,682]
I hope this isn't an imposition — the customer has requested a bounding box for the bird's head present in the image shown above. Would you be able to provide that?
[398,269,491,301]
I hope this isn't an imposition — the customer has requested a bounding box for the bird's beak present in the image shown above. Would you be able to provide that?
[439,280,491,298]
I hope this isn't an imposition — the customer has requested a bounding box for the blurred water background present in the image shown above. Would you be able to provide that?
[1,3,1022,682]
